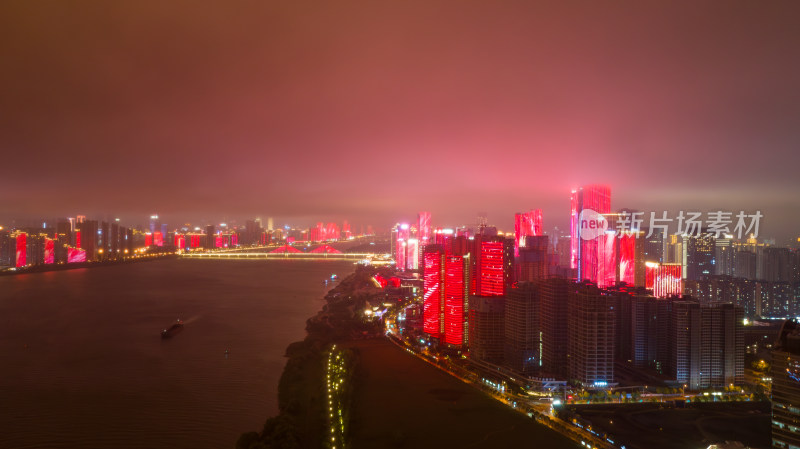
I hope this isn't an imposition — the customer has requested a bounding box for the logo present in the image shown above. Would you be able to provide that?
[579,209,608,240]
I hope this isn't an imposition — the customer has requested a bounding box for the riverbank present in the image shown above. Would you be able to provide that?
[237,264,385,449]
[0,254,177,276]
[238,263,580,449]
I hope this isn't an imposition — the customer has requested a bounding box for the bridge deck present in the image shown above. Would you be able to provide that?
[180,252,378,259]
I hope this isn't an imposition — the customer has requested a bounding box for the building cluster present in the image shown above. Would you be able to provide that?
[392,185,800,390]
[0,217,135,267]
[0,214,369,269]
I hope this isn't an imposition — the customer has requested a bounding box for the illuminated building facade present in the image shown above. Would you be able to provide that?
[394,223,410,271]
[570,185,612,286]
[645,262,683,298]
[444,254,470,346]
[44,238,54,264]
[405,238,419,270]
[423,245,445,338]
[618,232,636,285]
[15,232,27,267]
[514,210,543,257]
[477,240,504,296]
[417,211,432,244]
[684,233,715,281]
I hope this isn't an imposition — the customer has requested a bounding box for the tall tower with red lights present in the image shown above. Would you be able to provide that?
[514,210,543,257]
[570,185,613,286]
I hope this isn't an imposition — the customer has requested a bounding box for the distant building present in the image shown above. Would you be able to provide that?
[205,225,215,250]
[80,220,98,261]
[684,233,715,281]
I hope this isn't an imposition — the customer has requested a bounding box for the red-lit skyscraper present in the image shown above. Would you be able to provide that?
[618,233,636,285]
[477,240,504,296]
[418,211,432,244]
[423,245,444,338]
[423,244,470,347]
[444,254,470,346]
[44,238,54,264]
[514,210,543,257]
[394,223,410,271]
[646,262,682,298]
[570,185,612,285]
[15,232,27,267]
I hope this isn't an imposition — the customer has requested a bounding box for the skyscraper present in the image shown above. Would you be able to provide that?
[540,277,571,378]
[443,254,470,346]
[514,210,543,257]
[423,245,445,340]
[684,233,715,281]
[504,282,540,375]
[570,185,612,286]
[417,211,432,245]
[568,282,616,386]
[517,235,549,282]
[468,295,505,364]
[476,239,505,296]
[669,301,744,389]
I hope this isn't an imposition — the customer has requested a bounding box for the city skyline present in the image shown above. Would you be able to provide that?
[2,1,799,241]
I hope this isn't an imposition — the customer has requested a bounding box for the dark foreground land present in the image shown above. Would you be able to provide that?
[346,339,579,449]
[564,402,771,449]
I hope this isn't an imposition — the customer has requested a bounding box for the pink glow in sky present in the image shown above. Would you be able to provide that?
[1,1,799,239]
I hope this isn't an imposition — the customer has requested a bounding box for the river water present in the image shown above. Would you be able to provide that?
[0,258,355,449]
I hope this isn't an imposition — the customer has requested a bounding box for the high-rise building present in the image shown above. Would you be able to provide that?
[645,262,683,298]
[669,301,744,389]
[517,235,549,282]
[514,210,543,257]
[79,220,98,261]
[423,245,445,340]
[504,282,540,375]
[771,319,800,449]
[540,277,571,378]
[417,211,432,245]
[684,233,715,281]
[629,295,671,371]
[393,223,410,271]
[568,282,616,386]
[570,185,613,286]
[468,295,505,364]
[443,254,470,347]
[757,246,792,282]
[476,239,505,296]
[205,225,216,250]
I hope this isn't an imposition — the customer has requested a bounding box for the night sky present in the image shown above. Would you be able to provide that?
[2,1,799,240]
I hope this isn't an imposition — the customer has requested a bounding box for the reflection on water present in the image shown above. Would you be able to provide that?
[0,258,354,449]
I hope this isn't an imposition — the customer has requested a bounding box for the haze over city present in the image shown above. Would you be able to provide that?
[2,1,799,240]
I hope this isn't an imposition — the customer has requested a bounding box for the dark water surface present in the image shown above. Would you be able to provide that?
[0,258,355,449]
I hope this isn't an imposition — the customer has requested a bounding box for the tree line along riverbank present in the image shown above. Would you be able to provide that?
[236,264,387,449]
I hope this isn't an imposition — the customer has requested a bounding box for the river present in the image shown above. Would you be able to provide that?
[0,258,355,449]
